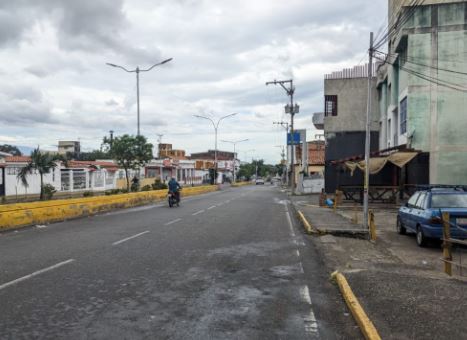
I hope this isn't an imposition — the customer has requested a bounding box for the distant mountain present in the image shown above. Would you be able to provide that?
[16,146,35,156]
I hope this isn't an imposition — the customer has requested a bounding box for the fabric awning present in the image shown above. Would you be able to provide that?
[344,151,418,176]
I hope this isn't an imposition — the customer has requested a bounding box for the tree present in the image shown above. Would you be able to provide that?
[17,148,61,200]
[104,134,153,191]
[237,159,277,181]
[0,144,22,156]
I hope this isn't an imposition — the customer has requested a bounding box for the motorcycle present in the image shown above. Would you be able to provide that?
[168,189,181,208]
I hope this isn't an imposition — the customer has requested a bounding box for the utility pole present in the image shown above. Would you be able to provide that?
[363,32,374,233]
[275,145,286,184]
[267,80,299,193]
[106,58,173,136]
[273,121,290,186]
[109,130,114,149]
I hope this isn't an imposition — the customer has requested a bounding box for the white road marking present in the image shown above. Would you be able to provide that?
[298,262,305,274]
[164,218,182,226]
[0,259,75,291]
[295,249,300,257]
[36,225,47,229]
[207,205,216,210]
[286,211,296,237]
[300,285,319,334]
[217,202,224,207]
[192,210,205,216]
[112,231,150,245]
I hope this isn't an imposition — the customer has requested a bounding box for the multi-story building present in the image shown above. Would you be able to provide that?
[157,143,187,159]
[58,141,80,155]
[377,0,467,184]
[313,64,381,193]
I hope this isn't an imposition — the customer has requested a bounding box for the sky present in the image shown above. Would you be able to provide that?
[0,0,387,163]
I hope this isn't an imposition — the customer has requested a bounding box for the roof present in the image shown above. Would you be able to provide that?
[66,160,118,171]
[5,156,31,163]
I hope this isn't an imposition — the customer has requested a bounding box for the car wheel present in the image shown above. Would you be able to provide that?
[396,217,406,235]
[416,225,427,247]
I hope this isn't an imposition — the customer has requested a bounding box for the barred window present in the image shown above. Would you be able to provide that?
[73,170,86,190]
[324,95,338,117]
[400,97,407,134]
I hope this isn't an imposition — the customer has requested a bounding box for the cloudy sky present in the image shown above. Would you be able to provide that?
[0,0,387,163]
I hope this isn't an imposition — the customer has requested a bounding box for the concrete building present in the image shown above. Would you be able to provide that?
[314,64,380,193]
[157,143,186,159]
[58,141,80,155]
[377,0,467,184]
[190,150,237,184]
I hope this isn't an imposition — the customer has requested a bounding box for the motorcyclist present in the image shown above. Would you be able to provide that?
[168,177,181,203]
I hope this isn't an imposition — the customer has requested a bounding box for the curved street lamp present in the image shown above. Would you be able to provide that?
[193,113,238,183]
[221,139,249,183]
[106,58,173,136]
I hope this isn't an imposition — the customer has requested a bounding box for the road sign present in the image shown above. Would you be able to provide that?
[287,132,300,145]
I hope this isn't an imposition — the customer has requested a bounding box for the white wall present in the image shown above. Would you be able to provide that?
[5,166,61,196]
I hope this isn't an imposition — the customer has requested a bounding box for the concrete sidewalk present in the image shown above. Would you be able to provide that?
[291,193,467,340]
[292,195,368,237]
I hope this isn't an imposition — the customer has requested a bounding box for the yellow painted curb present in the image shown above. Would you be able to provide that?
[0,185,218,230]
[331,271,381,340]
[297,210,318,234]
[231,181,253,187]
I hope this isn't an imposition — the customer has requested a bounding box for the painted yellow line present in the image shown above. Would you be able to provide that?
[331,271,381,340]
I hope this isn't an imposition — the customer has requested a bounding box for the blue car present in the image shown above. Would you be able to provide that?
[397,188,467,247]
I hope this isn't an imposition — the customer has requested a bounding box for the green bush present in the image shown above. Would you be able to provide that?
[83,191,94,197]
[141,184,152,191]
[152,179,168,190]
[105,189,121,195]
[43,184,56,200]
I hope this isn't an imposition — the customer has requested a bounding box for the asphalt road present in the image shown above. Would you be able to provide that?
[0,185,360,339]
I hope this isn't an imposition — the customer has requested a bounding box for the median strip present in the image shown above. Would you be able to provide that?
[0,259,75,291]
[331,271,381,340]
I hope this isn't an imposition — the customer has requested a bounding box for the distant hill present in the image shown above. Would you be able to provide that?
[16,146,35,156]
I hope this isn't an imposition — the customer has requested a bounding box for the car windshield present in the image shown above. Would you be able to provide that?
[431,193,467,208]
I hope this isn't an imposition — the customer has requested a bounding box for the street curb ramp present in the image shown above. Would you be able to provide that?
[0,185,218,231]
[331,271,381,340]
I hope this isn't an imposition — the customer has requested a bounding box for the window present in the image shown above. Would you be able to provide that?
[400,97,407,134]
[7,167,20,175]
[431,194,467,208]
[408,192,420,208]
[415,193,426,209]
[73,170,86,190]
[61,171,70,191]
[324,95,338,117]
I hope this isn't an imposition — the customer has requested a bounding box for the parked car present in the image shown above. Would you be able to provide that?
[397,187,467,247]
[255,178,265,185]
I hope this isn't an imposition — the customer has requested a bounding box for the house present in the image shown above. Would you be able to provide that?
[61,160,118,193]
[313,64,381,193]
[376,0,467,185]
[190,150,237,184]
[1,156,61,197]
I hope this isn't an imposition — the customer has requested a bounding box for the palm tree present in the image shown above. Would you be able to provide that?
[17,147,61,200]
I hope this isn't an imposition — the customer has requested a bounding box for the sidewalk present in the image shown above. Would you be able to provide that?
[291,194,467,340]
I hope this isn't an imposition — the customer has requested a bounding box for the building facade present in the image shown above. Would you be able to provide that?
[377,0,467,184]
[314,64,380,193]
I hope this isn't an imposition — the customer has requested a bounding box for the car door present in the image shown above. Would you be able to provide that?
[401,192,420,230]
[412,193,427,228]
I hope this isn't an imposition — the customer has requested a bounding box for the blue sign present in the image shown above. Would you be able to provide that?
[287,132,300,145]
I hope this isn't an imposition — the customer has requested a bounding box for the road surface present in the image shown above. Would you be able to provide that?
[0,185,360,339]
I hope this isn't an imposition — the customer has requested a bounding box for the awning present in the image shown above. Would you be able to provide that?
[345,151,418,176]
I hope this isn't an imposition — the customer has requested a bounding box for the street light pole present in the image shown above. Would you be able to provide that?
[194,113,238,184]
[106,58,173,136]
[266,79,299,194]
[221,139,249,183]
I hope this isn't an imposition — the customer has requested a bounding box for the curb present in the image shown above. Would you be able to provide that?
[0,185,218,231]
[297,210,318,234]
[331,271,381,340]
